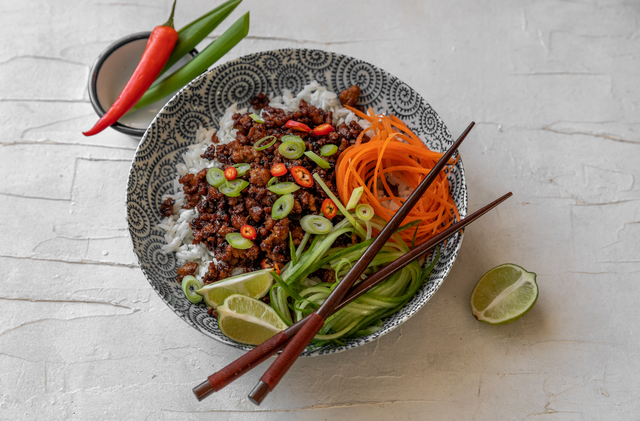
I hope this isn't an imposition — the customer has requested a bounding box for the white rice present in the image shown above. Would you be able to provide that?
[157,81,377,281]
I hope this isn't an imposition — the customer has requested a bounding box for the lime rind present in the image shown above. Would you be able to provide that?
[195,269,273,308]
[217,294,287,345]
[470,264,538,325]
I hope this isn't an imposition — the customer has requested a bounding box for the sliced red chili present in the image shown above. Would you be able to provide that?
[285,120,311,132]
[271,163,287,177]
[321,198,338,219]
[261,259,280,275]
[312,123,334,136]
[290,166,313,188]
[224,167,238,181]
[240,225,257,240]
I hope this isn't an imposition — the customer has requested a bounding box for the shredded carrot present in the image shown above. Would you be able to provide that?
[337,107,460,247]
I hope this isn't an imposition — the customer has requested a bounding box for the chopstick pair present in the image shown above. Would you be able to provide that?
[192,122,509,404]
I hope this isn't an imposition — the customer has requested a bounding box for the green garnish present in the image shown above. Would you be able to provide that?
[267,182,300,195]
[300,215,333,234]
[346,187,364,210]
[279,140,305,159]
[320,144,338,156]
[225,232,253,249]
[206,167,225,187]
[355,203,374,221]
[219,179,249,197]
[233,163,251,177]
[272,194,294,220]
[181,275,204,304]
[253,135,277,151]
[304,151,331,169]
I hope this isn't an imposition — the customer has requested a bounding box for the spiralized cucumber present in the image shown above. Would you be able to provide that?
[269,210,440,347]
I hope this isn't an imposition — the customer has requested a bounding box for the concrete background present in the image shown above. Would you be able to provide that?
[1,0,639,419]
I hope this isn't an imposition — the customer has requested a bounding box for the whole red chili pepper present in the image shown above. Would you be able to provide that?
[83,1,179,136]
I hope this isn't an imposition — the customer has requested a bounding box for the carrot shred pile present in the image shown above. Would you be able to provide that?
[336,107,460,247]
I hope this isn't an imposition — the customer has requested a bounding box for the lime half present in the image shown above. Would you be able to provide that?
[217,294,287,345]
[195,269,274,309]
[470,264,538,325]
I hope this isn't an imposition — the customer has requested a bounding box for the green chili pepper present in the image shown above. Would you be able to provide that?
[134,12,250,110]
[155,0,242,81]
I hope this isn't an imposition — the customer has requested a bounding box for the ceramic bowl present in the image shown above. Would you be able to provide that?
[87,31,197,137]
[126,49,467,356]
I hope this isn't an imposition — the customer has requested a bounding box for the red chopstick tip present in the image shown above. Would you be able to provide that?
[249,381,271,406]
[192,379,215,401]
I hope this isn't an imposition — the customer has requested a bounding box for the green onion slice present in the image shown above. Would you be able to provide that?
[225,232,254,249]
[233,163,251,177]
[300,215,333,235]
[397,219,421,233]
[253,135,276,151]
[346,187,364,210]
[272,194,294,220]
[206,167,225,187]
[289,232,298,267]
[304,151,331,169]
[320,144,338,156]
[181,275,204,304]
[279,141,305,159]
[268,176,278,187]
[280,134,304,145]
[249,113,264,123]
[219,179,249,197]
[355,203,374,221]
[268,182,300,195]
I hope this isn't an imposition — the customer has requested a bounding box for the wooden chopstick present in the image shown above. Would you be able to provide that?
[192,190,511,401]
[246,122,475,405]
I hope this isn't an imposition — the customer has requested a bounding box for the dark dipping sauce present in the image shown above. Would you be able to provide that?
[173,87,368,285]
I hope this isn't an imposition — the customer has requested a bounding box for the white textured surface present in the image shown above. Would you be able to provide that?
[1,0,639,419]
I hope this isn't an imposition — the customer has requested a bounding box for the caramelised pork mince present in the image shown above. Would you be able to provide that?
[175,88,368,284]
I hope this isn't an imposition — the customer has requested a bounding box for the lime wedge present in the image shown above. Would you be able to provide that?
[217,294,287,345]
[470,264,538,325]
[195,269,274,308]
